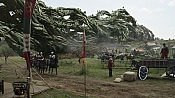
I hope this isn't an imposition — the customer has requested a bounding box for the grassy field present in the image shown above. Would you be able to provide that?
[0,56,170,98]
[33,57,169,98]
[58,57,166,79]
[33,88,86,98]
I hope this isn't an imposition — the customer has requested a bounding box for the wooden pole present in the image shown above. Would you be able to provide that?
[83,63,87,98]
[27,67,31,98]
[32,68,51,88]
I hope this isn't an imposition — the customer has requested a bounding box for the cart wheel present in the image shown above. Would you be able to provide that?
[138,66,148,80]
[166,65,175,78]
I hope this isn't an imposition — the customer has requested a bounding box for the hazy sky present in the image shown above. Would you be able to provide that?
[42,0,175,40]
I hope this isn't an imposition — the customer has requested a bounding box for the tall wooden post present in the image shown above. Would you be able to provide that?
[23,0,36,98]
[27,76,30,98]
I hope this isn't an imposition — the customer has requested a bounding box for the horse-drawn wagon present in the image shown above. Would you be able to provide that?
[131,58,175,80]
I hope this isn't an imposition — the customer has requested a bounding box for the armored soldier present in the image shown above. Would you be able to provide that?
[35,52,44,62]
[49,52,56,63]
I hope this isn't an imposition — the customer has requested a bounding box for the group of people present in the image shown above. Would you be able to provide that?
[30,51,57,68]
[107,43,169,77]
[29,43,169,77]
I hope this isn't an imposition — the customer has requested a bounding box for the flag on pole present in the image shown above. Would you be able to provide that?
[23,0,36,67]
[79,29,86,64]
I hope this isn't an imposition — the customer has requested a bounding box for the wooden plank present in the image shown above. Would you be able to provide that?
[138,60,168,68]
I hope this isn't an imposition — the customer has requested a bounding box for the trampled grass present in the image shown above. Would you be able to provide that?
[0,56,172,98]
[33,88,86,98]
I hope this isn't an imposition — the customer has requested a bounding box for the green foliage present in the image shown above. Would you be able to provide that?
[0,0,155,56]
[0,43,15,57]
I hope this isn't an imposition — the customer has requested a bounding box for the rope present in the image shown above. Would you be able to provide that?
[31,67,51,88]
[1,57,75,97]
[0,57,27,81]
[31,73,74,98]
[30,82,52,98]
[7,58,25,68]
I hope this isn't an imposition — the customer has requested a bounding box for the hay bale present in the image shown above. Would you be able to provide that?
[161,72,166,77]
[114,78,122,83]
[123,72,136,82]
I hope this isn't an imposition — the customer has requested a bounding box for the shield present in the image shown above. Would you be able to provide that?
[138,66,148,80]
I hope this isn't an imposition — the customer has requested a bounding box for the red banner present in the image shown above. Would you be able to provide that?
[23,0,36,67]
[24,0,36,18]
[79,30,86,64]
[80,30,86,59]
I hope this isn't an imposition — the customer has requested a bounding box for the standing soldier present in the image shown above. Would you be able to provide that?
[108,56,113,77]
[39,52,44,61]
[160,43,169,58]
[30,52,35,67]
[35,52,44,68]
[49,51,55,63]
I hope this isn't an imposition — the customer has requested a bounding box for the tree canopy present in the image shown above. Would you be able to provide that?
[0,0,154,56]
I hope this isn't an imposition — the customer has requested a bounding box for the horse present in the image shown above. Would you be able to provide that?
[47,57,58,75]
[116,53,125,63]
[100,54,108,63]
[125,54,134,61]
[100,52,115,63]
[36,58,47,74]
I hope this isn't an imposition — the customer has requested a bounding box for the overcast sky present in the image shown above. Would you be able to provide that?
[42,0,175,40]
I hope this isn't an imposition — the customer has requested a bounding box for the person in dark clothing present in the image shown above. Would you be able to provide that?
[108,56,113,77]
[160,43,169,58]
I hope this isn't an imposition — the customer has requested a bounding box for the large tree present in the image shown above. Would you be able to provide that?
[0,0,154,56]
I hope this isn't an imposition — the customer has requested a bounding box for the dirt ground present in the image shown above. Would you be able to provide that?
[3,58,175,98]
[33,72,175,98]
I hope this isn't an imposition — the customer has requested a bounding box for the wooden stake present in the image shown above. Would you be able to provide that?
[31,68,51,88]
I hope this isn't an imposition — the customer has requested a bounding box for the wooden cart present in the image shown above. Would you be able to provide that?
[131,58,175,80]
